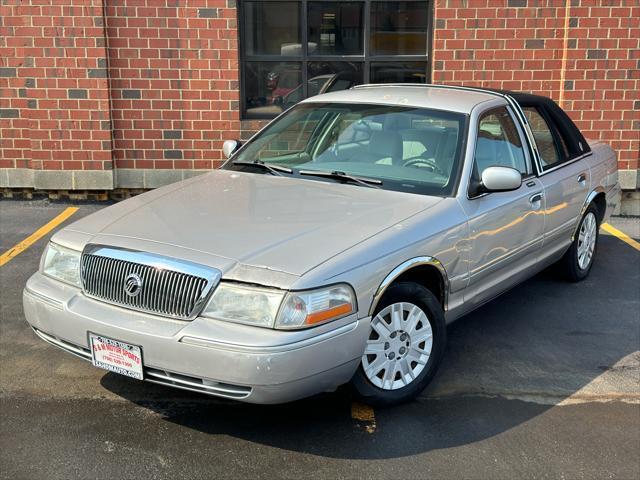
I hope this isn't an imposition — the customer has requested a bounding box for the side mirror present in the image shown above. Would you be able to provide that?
[481,166,522,193]
[222,139,240,159]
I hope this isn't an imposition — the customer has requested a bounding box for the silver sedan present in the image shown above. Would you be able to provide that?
[24,85,621,406]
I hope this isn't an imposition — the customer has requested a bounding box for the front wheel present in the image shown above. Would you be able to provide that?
[351,282,446,407]
[561,204,600,282]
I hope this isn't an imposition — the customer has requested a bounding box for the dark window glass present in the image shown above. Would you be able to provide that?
[307,62,363,93]
[370,62,427,83]
[244,62,302,119]
[550,118,570,159]
[475,107,527,177]
[243,2,301,56]
[557,129,570,158]
[278,63,362,109]
[523,107,564,170]
[308,2,364,55]
[240,1,432,118]
[370,2,428,55]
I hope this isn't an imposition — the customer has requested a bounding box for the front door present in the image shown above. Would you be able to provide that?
[460,107,545,307]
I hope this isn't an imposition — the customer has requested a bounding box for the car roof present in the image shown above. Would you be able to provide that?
[300,84,504,114]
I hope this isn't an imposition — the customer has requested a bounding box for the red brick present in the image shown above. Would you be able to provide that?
[1,0,636,184]
[431,1,637,171]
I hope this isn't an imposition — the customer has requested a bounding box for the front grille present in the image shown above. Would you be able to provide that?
[81,245,220,320]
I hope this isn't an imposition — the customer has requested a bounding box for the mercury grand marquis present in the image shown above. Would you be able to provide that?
[24,85,621,406]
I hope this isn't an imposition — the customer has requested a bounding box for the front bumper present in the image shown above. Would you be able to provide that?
[23,273,370,404]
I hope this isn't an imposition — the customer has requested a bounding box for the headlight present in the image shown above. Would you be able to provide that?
[42,242,81,287]
[201,283,356,329]
[202,283,285,328]
[276,284,356,329]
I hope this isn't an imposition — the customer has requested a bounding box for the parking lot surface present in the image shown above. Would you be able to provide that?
[1,199,639,479]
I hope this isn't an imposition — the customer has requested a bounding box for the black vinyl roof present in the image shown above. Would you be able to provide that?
[486,89,591,156]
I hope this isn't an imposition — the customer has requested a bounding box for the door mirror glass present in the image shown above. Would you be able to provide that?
[481,166,522,192]
[222,140,240,159]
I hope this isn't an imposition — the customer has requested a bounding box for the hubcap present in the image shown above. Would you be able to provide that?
[362,302,433,390]
[577,212,597,270]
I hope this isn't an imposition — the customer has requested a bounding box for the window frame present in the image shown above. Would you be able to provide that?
[238,0,434,120]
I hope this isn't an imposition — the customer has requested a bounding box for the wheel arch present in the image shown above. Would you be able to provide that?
[368,257,449,316]
[591,192,607,223]
[572,188,607,241]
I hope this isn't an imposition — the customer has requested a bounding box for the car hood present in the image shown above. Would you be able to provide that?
[65,170,442,277]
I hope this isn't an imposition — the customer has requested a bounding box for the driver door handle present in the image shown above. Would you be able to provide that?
[529,192,543,208]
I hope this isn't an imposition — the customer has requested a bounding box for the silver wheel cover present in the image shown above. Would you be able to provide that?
[577,212,597,270]
[362,302,433,391]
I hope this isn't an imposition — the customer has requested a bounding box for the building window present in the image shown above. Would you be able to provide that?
[240,0,432,119]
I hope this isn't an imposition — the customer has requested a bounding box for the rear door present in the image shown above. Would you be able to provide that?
[522,106,590,260]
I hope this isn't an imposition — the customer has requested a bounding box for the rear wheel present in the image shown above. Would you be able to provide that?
[562,203,599,282]
[351,282,446,407]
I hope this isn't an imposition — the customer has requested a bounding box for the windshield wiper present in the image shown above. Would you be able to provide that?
[232,160,292,176]
[299,170,382,188]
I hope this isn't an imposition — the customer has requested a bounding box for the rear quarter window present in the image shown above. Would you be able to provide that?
[519,98,590,172]
[524,107,562,170]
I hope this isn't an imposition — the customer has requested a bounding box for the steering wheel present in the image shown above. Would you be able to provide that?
[402,157,446,176]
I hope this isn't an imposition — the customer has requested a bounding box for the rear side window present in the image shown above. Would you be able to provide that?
[523,106,577,172]
[474,107,528,177]
[524,107,562,169]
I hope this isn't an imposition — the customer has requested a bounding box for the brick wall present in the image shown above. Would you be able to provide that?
[1,0,240,190]
[0,1,113,189]
[105,0,240,177]
[1,0,638,193]
[432,0,639,179]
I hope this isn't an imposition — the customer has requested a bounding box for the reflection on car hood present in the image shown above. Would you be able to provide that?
[66,170,442,276]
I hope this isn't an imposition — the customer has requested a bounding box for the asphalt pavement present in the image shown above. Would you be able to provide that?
[1,199,638,479]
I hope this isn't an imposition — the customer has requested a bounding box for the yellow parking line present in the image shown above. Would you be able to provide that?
[0,207,79,267]
[351,401,376,433]
[602,223,640,252]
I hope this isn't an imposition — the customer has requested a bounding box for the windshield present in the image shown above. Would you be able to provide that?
[224,103,467,196]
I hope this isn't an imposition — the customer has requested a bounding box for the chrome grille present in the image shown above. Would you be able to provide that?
[81,245,220,320]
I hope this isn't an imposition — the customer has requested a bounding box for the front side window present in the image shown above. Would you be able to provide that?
[224,103,466,197]
[473,107,528,180]
[240,0,432,119]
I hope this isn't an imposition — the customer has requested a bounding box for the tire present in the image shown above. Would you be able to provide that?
[561,203,600,282]
[351,282,446,407]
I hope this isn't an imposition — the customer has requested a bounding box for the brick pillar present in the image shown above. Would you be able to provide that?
[0,0,114,190]
[104,0,241,188]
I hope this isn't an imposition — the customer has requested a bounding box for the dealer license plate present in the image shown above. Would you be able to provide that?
[89,333,144,380]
